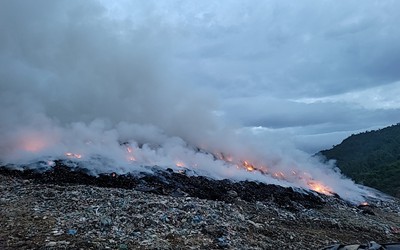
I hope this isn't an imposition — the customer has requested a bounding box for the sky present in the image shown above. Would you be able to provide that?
[1,0,400,154]
[102,0,400,153]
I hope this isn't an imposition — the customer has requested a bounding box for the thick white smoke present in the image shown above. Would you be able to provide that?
[0,0,370,202]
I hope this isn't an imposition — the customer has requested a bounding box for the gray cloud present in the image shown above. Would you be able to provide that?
[162,0,400,151]
[166,1,400,97]
[2,0,400,153]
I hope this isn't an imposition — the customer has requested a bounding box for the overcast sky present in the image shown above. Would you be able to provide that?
[2,0,400,154]
[104,0,400,152]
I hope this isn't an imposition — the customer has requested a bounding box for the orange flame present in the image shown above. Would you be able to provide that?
[239,159,334,195]
[243,161,255,171]
[307,180,333,195]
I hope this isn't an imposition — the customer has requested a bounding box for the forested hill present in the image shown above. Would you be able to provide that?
[319,123,400,197]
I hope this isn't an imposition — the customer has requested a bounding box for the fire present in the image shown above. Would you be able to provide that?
[176,161,185,167]
[58,145,335,197]
[65,152,82,159]
[307,180,333,195]
[273,172,285,179]
[238,158,334,195]
[243,161,255,171]
[125,145,136,162]
[235,157,335,195]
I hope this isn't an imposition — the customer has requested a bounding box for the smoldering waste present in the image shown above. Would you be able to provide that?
[1,165,400,249]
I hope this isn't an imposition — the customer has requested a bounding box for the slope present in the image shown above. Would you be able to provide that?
[320,123,400,197]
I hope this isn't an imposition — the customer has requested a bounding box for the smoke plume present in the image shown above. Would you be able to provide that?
[0,1,371,202]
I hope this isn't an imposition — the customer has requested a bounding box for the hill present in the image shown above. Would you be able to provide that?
[319,123,400,197]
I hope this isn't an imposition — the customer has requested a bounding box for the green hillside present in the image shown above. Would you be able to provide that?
[319,123,400,197]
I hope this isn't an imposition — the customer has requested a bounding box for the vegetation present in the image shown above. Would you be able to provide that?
[319,123,400,197]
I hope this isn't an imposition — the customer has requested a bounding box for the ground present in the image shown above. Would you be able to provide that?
[1,174,400,249]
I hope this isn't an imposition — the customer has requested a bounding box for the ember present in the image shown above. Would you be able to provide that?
[238,161,334,195]
[307,180,334,196]
[176,161,185,167]
[5,134,361,201]
[65,152,82,159]
[243,161,255,171]
[274,172,285,179]
[124,145,136,161]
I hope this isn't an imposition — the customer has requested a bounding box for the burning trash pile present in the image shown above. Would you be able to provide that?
[0,161,326,211]
[1,1,400,248]
[0,123,384,204]
[0,127,370,204]
[2,128,390,219]
[0,0,383,207]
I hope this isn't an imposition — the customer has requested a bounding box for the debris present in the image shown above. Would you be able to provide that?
[217,236,230,248]
[1,169,400,249]
[119,243,128,250]
[45,241,57,247]
[191,215,203,224]
[67,229,77,235]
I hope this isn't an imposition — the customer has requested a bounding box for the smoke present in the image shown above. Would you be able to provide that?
[0,1,370,202]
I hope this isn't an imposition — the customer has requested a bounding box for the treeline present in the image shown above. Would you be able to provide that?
[319,123,400,197]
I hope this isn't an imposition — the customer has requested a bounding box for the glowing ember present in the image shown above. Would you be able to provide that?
[213,152,336,195]
[273,172,285,179]
[176,161,185,167]
[124,146,136,162]
[65,152,82,159]
[307,180,333,195]
[243,161,255,171]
